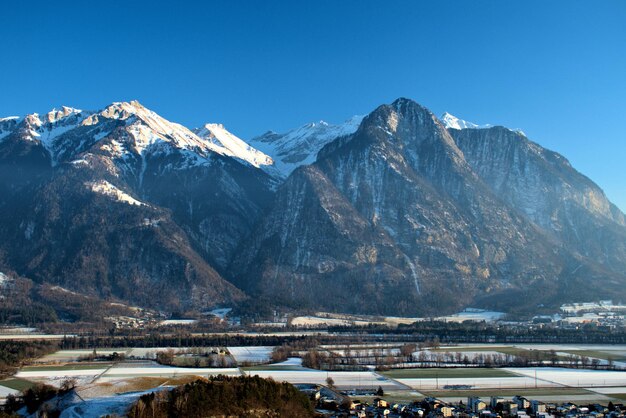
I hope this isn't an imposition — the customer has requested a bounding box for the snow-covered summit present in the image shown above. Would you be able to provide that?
[248,115,364,177]
[441,112,493,130]
[0,101,279,172]
[441,112,525,136]
[194,123,274,169]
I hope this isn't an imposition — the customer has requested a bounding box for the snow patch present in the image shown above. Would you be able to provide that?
[442,112,526,135]
[195,123,274,168]
[87,180,146,206]
[249,115,363,177]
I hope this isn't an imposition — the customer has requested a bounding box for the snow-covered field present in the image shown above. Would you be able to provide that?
[16,362,242,387]
[397,376,555,390]
[246,369,401,390]
[99,364,240,380]
[0,385,19,398]
[158,319,197,326]
[507,367,626,387]
[435,310,505,323]
[228,346,273,364]
[59,387,169,418]
[290,316,382,327]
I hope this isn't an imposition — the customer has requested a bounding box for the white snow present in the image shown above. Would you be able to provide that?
[245,369,401,390]
[228,346,273,363]
[0,116,19,141]
[435,309,505,323]
[248,115,363,177]
[441,112,526,135]
[158,319,197,326]
[87,180,145,206]
[59,387,169,418]
[398,376,551,390]
[291,316,381,327]
[103,101,233,163]
[0,272,10,287]
[207,307,232,319]
[194,123,274,168]
[506,367,626,388]
[441,112,493,130]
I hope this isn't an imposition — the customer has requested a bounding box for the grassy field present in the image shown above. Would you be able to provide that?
[0,378,35,391]
[21,362,112,372]
[381,368,515,379]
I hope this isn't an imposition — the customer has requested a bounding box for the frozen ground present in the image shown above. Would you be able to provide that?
[397,376,557,391]
[228,346,273,364]
[0,385,19,398]
[158,319,197,326]
[507,367,626,388]
[60,387,169,418]
[246,369,402,390]
[291,316,381,327]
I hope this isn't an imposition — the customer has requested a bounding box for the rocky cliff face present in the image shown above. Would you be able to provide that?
[0,98,624,315]
[232,99,626,315]
[450,126,626,273]
[0,101,271,311]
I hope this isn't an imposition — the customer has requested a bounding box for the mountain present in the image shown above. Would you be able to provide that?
[232,99,626,315]
[0,98,624,318]
[247,116,363,178]
[0,101,273,311]
[449,126,626,273]
[441,112,493,130]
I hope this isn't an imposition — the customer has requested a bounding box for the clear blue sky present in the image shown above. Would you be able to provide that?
[1,1,624,211]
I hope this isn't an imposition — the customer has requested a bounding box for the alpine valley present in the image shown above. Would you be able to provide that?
[0,98,624,319]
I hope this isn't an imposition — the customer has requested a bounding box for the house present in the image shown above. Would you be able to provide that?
[440,406,455,417]
[491,397,506,410]
[513,396,531,410]
[532,401,547,414]
[375,398,390,409]
[469,397,488,413]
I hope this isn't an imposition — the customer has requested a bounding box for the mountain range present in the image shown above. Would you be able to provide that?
[0,98,624,318]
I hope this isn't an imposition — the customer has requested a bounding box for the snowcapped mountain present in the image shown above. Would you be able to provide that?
[248,115,363,177]
[441,112,492,130]
[0,98,624,318]
[0,101,273,311]
[441,111,525,135]
[0,101,278,172]
[193,123,276,172]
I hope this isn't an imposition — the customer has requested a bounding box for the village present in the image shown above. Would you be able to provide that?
[308,391,626,418]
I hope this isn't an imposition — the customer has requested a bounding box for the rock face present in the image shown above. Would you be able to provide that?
[232,99,626,315]
[0,98,624,315]
[247,116,363,178]
[450,126,626,273]
[0,101,270,310]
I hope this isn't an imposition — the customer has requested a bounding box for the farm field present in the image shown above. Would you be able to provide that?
[507,367,626,387]
[7,343,626,408]
[381,367,515,379]
[227,346,273,364]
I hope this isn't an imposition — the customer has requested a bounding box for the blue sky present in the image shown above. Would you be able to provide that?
[1,1,624,211]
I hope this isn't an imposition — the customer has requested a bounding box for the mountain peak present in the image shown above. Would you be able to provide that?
[194,123,274,169]
[248,115,363,177]
[441,112,491,130]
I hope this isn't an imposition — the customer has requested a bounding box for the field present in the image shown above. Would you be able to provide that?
[6,342,626,409]
[381,367,514,379]
[227,346,273,364]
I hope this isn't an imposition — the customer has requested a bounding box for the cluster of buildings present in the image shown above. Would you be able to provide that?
[313,394,626,418]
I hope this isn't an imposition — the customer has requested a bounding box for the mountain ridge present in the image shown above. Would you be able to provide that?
[0,98,624,318]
